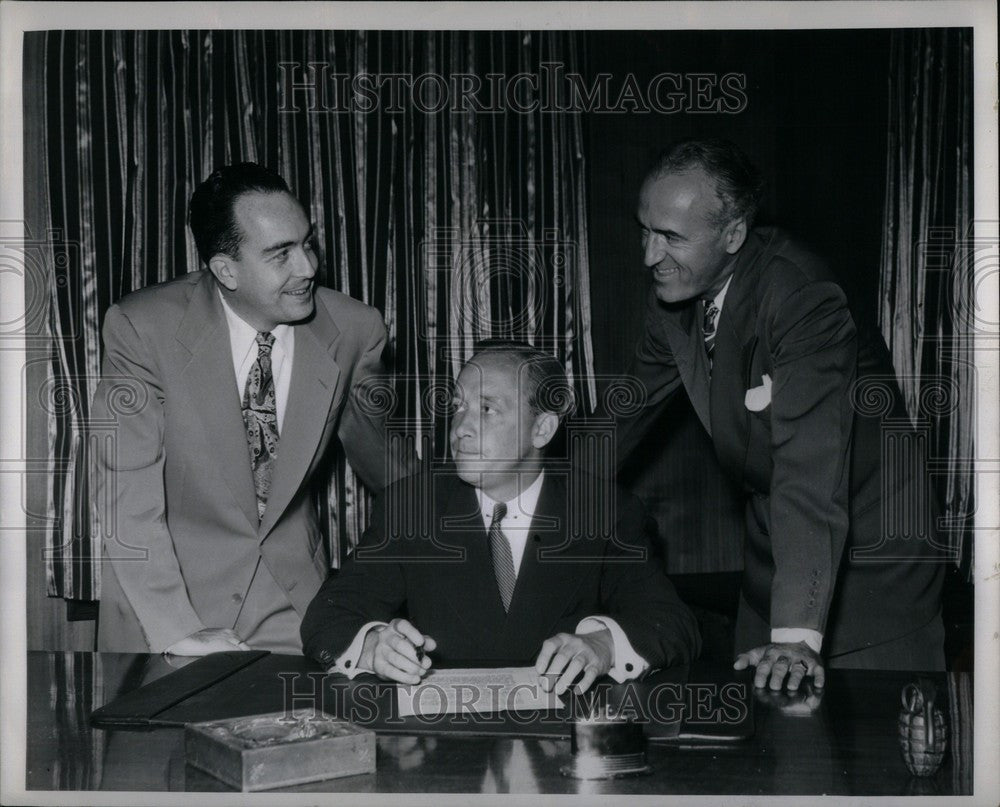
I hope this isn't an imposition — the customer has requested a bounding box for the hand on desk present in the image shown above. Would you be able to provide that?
[734,641,825,692]
[535,628,613,696]
[753,680,825,715]
[163,628,250,656]
[360,618,436,685]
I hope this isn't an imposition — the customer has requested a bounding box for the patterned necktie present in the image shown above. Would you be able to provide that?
[242,332,279,520]
[703,299,721,367]
[488,502,516,612]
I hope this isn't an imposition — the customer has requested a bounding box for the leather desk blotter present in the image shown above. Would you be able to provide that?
[90,651,271,728]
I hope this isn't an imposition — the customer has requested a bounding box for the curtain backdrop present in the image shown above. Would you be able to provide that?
[878,28,974,569]
[28,30,593,603]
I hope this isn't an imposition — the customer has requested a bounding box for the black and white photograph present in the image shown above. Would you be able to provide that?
[1,2,997,805]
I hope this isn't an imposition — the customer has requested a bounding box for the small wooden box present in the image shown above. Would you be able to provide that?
[185,711,375,791]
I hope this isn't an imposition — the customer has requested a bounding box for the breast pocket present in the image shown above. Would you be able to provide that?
[742,356,774,490]
[748,403,771,426]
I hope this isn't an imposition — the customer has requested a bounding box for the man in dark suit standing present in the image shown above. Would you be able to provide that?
[93,163,410,656]
[618,139,947,690]
[302,343,700,695]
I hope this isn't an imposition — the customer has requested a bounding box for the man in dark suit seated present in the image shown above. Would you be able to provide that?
[301,342,701,695]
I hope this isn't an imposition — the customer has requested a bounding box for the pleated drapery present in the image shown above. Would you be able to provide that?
[27,30,594,603]
[878,28,973,567]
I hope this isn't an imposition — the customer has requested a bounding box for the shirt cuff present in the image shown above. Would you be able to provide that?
[771,628,823,654]
[576,616,650,682]
[332,621,388,679]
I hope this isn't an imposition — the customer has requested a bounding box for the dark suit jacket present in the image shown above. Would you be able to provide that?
[301,470,701,670]
[92,270,410,652]
[616,227,946,656]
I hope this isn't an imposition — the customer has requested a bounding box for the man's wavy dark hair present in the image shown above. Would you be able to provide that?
[188,162,290,266]
[647,138,765,228]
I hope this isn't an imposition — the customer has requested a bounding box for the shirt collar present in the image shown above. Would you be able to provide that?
[217,287,291,359]
[476,470,546,522]
[707,273,734,313]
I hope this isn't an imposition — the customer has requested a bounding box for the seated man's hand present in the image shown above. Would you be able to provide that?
[164,628,250,655]
[535,628,613,696]
[733,641,825,692]
[360,618,436,685]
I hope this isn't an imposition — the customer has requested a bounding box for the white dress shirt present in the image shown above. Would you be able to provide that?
[473,470,547,576]
[708,274,823,655]
[219,289,294,432]
[334,470,650,681]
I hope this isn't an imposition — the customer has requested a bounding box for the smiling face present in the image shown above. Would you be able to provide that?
[636,168,747,304]
[448,353,557,501]
[209,191,318,331]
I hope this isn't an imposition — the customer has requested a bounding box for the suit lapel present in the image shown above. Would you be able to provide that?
[176,275,260,532]
[715,230,765,369]
[503,474,586,644]
[660,304,713,435]
[258,303,342,538]
[710,231,766,472]
[438,478,509,631]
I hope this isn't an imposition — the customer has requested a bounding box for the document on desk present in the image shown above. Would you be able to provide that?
[396,667,564,718]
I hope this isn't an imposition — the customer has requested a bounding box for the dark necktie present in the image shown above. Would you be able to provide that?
[242,332,279,520]
[488,502,516,612]
[703,299,721,367]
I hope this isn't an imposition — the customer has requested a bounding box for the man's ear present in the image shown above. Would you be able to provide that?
[530,411,560,450]
[724,218,748,255]
[208,255,238,291]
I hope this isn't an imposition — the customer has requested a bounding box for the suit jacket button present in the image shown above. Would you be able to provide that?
[232,593,242,602]
[344,659,352,668]
[625,662,634,673]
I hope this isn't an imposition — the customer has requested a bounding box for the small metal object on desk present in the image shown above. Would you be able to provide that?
[560,701,651,780]
[185,710,375,791]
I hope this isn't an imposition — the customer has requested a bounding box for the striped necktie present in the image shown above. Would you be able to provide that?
[488,501,516,612]
[242,332,279,520]
[703,299,721,367]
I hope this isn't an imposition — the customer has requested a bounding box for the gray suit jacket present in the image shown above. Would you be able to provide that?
[93,271,408,652]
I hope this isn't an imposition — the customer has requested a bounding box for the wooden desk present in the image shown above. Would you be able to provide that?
[25,651,971,795]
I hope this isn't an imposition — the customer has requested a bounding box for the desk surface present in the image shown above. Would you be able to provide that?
[25,651,971,796]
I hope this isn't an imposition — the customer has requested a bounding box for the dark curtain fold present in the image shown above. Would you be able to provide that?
[878,28,974,570]
[27,30,594,603]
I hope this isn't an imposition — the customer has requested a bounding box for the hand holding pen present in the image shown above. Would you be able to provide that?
[360,618,436,685]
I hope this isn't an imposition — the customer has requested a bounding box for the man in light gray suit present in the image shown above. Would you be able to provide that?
[93,163,409,655]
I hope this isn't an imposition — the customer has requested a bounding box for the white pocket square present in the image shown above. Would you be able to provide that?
[744,373,772,412]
